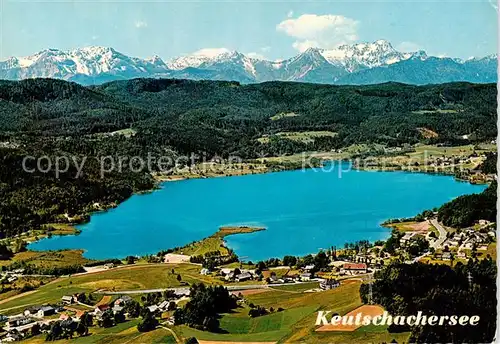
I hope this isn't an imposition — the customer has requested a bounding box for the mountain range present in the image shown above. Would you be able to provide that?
[0,40,496,85]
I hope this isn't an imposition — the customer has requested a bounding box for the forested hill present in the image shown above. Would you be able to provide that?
[0,78,497,241]
[0,78,497,158]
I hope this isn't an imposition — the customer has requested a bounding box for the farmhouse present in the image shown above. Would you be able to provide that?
[225,272,236,281]
[220,268,233,276]
[236,272,252,282]
[147,305,159,314]
[6,316,33,330]
[37,306,56,318]
[269,273,279,283]
[114,295,133,306]
[174,288,190,297]
[93,304,110,319]
[303,265,315,272]
[158,300,169,310]
[400,232,417,246]
[61,295,74,305]
[23,306,41,316]
[320,279,340,290]
[343,263,367,274]
[300,273,312,281]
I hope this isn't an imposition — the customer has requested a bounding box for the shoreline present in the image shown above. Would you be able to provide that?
[353,165,493,185]
[20,153,491,262]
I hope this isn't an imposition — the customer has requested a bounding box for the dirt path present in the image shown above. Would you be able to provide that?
[267,287,301,294]
[159,325,181,344]
[0,289,38,305]
[0,302,39,313]
[95,295,112,306]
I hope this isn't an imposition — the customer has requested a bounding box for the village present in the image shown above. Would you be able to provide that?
[0,252,377,343]
[0,213,495,343]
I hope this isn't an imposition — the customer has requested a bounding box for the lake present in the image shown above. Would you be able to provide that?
[29,163,487,260]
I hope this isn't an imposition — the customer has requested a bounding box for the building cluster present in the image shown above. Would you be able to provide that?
[0,269,25,284]
[0,304,67,342]
[439,225,495,260]
[395,219,495,262]
[218,268,257,282]
[0,289,192,342]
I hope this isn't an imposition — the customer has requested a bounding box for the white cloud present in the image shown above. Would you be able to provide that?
[287,10,294,18]
[193,48,231,58]
[277,14,359,52]
[397,41,422,52]
[135,20,148,29]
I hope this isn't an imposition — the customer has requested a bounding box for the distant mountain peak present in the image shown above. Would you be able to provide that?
[0,40,496,85]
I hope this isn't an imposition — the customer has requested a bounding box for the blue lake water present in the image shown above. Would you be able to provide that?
[29,164,487,260]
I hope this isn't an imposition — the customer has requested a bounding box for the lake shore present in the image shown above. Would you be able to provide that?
[22,144,493,260]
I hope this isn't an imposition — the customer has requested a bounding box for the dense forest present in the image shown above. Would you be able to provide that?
[0,79,497,154]
[0,78,497,239]
[438,181,497,228]
[361,258,497,343]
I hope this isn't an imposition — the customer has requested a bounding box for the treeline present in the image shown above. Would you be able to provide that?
[0,78,497,239]
[4,260,84,276]
[438,181,497,228]
[0,79,497,152]
[361,258,497,343]
[0,138,157,239]
[477,152,497,174]
[174,283,237,332]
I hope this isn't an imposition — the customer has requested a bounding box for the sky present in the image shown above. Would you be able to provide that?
[0,0,497,61]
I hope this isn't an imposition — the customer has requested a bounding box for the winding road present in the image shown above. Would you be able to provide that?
[430,218,447,249]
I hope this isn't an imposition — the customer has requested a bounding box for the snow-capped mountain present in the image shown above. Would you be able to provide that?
[0,46,169,83]
[319,39,425,71]
[0,40,496,85]
[166,48,237,70]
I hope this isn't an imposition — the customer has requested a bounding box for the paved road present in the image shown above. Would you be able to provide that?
[430,218,447,249]
[94,281,314,295]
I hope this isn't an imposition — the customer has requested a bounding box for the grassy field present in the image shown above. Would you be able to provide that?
[172,280,410,343]
[269,112,300,121]
[410,143,495,159]
[176,236,230,256]
[385,221,422,232]
[156,162,270,181]
[0,266,411,343]
[357,143,496,174]
[0,224,81,254]
[270,282,319,292]
[218,226,265,237]
[0,249,90,269]
[258,131,337,144]
[0,263,221,315]
[175,226,264,256]
[22,319,176,344]
[384,220,438,237]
